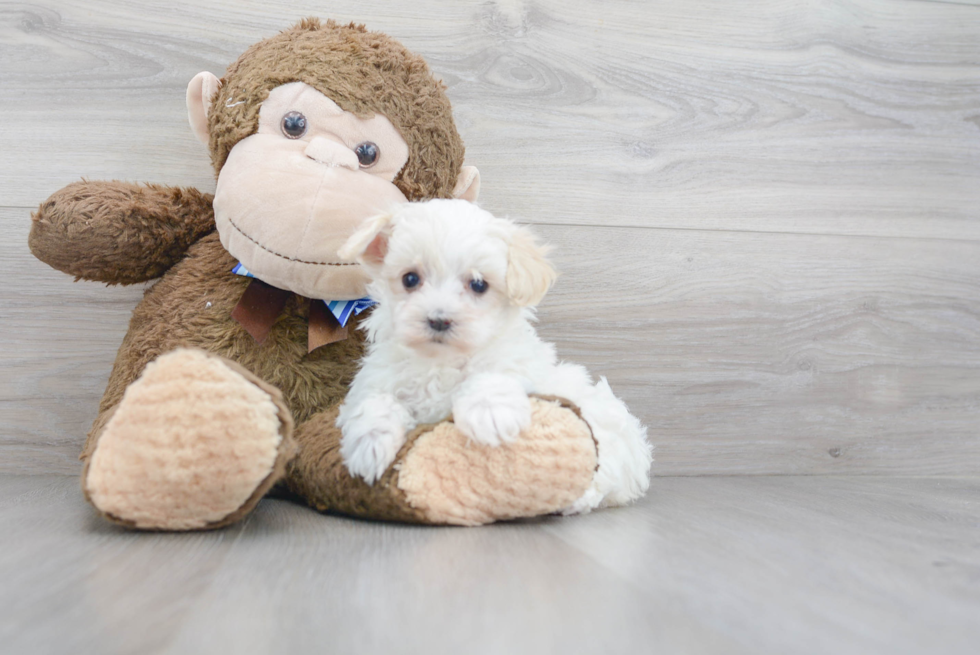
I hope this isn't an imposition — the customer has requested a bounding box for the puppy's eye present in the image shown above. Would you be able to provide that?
[402,272,420,290]
[470,279,489,294]
[355,141,380,168]
[281,111,308,139]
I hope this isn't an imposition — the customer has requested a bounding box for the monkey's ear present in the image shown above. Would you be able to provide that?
[186,72,222,146]
[506,226,558,307]
[339,213,395,267]
[452,166,481,203]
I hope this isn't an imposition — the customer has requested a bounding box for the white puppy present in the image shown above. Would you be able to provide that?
[336,199,652,513]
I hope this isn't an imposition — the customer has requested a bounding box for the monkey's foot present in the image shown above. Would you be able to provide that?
[84,349,295,530]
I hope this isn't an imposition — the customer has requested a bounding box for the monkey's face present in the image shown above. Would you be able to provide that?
[210,82,411,299]
[187,22,482,300]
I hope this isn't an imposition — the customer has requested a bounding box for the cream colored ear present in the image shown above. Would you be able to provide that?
[339,213,395,266]
[506,226,558,307]
[186,72,222,146]
[452,166,481,202]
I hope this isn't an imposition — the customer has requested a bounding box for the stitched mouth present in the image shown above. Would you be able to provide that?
[226,216,358,267]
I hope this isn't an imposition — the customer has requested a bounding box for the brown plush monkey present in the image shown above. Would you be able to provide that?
[29,19,597,530]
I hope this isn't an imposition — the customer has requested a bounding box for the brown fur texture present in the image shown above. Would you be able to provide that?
[209,18,465,201]
[29,18,597,530]
[30,181,215,285]
[285,405,428,523]
[91,233,366,422]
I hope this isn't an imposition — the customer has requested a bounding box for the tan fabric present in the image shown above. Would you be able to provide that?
[396,398,598,526]
[85,349,288,530]
[213,136,407,299]
[210,81,410,299]
[186,71,221,146]
[452,166,481,202]
[255,82,409,182]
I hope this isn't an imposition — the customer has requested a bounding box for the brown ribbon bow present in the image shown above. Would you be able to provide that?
[231,278,348,352]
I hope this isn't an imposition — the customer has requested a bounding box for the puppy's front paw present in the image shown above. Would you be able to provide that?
[339,395,408,485]
[453,388,532,447]
[342,431,402,485]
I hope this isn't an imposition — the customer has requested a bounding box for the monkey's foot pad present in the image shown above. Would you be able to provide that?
[84,349,295,530]
[396,398,598,526]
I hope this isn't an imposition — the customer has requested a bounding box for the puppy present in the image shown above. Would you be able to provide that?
[336,199,652,513]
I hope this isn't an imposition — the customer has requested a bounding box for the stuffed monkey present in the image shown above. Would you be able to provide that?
[29,19,598,530]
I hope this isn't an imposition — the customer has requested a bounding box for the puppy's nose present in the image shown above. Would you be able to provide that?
[428,318,452,332]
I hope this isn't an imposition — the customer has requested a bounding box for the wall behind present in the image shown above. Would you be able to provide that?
[1,0,978,475]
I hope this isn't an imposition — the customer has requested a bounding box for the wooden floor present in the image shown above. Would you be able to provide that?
[1,1,978,653]
[0,474,977,655]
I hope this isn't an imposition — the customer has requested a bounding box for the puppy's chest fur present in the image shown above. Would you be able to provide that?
[389,360,468,424]
[352,314,555,427]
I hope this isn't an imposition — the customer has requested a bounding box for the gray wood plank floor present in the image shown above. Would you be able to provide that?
[1,474,977,655]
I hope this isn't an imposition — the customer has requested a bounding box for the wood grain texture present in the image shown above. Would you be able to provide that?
[0,208,145,474]
[1,0,978,238]
[1,1,978,476]
[4,210,978,476]
[1,474,977,655]
[535,224,980,475]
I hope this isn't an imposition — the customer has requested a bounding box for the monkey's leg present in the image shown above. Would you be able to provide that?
[82,349,296,530]
[285,397,597,526]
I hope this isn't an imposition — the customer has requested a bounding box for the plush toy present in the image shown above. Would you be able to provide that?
[28,19,603,530]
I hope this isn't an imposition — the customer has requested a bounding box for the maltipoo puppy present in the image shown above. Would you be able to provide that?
[336,199,652,513]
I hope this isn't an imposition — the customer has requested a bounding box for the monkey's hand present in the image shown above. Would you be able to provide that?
[29,180,216,284]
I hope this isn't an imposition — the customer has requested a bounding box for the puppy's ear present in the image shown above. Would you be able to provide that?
[339,213,394,267]
[506,226,558,307]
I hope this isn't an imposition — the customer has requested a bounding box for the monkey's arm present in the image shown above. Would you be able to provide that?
[29,180,216,284]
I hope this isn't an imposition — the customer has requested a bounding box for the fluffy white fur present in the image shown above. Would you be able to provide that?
[336,199,652,512]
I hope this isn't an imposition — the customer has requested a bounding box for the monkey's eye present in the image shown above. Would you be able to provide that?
[281,112,308,139]
[470,278,489,294]
[402,271,420,290]
[355,142,380,168]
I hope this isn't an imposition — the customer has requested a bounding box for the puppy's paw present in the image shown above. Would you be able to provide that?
[453,384,532,447]
[339,395,409,485]
[342,431,402,485]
